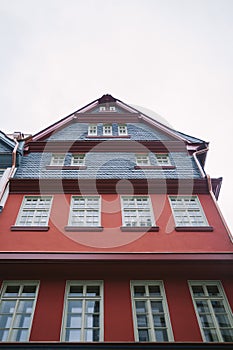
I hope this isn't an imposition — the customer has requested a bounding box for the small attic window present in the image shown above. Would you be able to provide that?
[109,106,116,112]
[50,154,65,166]
[155,153,171,166]
[118,124,127,135]
[99,105,116,112]
[88,124,97,136]
[103,124,112,136]
[99,106,106,112]
[136,154,150,166]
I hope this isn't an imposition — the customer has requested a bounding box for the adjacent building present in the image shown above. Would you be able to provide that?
[0,94,232,349]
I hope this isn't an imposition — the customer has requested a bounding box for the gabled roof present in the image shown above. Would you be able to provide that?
[27,94,206,146]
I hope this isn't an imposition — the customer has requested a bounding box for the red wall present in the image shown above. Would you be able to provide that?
[0,261,232,342]
[0,193,232,253]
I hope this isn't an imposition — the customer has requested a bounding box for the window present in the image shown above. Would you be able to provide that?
[15,196,52,227]
[131,281,173,342]
[88,124,97,136]
[0,281,39,342]
[50,154,65,166]
[169,196,209,227]
[135,154,150,166]
[109,106,116,112]
[189,281,233,342]
[68,196,100,227]
[71,154,85,166]
[155,153,171,166]
[118,124,127,136]
[99,106,106,112]
[103,124,112,136]
[61,281,103,342]
[121,196,154,227]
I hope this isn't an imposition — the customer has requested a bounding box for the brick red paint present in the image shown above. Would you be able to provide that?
[0,193,232,253]
[30,280,66,341]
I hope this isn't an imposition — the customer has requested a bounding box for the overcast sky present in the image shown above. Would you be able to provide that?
[0,0,232,233]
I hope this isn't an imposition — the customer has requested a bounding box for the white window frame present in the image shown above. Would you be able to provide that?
[103,124,112,136]
[189,281,233,342]
[68,196,101,227]
[131,281,174,342]
[169,195,209,227]
[0,169,5,178]
[135,154,150,166]
[71,154,86,166]
[155,153,171,166]
[121,196,155,227]
[88,124,97,136]
[50,153,65,166]
[109,106,116,112]
[15,196,53,227]
[61,281,104,342]
[0,281,39,342]
[99,106,106,112]
[118,124,128,136]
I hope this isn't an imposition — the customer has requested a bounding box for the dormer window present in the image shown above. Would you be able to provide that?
[109,106,116,112]
[88,124,97,136]
[136,154,150,166]
[118,124,127,136]
[50,154,65,166]
[103,124,112,136]
[99,106,106,112]
[71,154,85,166]
[155,153,171,166]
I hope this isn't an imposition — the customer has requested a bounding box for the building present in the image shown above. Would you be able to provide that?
[0,94,232,349]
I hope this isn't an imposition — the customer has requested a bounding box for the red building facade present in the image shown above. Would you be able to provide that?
[0,94,232,349]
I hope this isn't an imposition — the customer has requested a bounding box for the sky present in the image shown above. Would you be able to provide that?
[0,0,232,233]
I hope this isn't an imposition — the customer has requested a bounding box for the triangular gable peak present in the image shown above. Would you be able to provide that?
[27,94,205,147]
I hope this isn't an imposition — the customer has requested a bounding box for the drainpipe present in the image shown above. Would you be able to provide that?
[206,174,233,243]
[192,145,209,178]
[0,138,19,212]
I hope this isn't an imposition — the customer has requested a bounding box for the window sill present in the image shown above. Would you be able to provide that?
[134,165,176,170]
[175,226,214,232]
[46,166,87,170]
[11,226,50,231]
[64,226,104,232]
[120,226,159,232]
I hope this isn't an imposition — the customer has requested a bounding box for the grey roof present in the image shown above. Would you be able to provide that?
[15,151,202,180]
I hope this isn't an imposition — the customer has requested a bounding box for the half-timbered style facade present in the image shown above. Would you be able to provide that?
[0,94,232,349]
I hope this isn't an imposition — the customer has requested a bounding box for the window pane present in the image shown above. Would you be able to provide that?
[67,300,82,313]
[134,286,146,296]
[0,314,12,328]
[215,314,232,328]
[0,329,9,341]
[203,329,219,342]
[151,301,164,313]
[4,286,20,296]
[149,285,161,296]
[211,300,226,313]
[86,301,99,313]
[200,314,215,328]
[135,301,147,314]
[66,314,82,328]
[137,315,148,327]
[86,286,100,297]
[192,286,205,297]
[155,329,168,341]
[11,329,28,342]
[85,329,99,341]
[206,285,220,296]
[13,314,31,328]
[221,329,233,342]
[22,286,37,296]
[153,315,166,327]
[196,300,210,313]
[138,329,149,341]
[17,300,33,313]
[69,286,83,296]
[65,329,81,341]
[0,300,16,314]
[85,314,99,327]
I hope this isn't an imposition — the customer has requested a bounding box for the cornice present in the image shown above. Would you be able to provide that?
[9,178,209,194]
